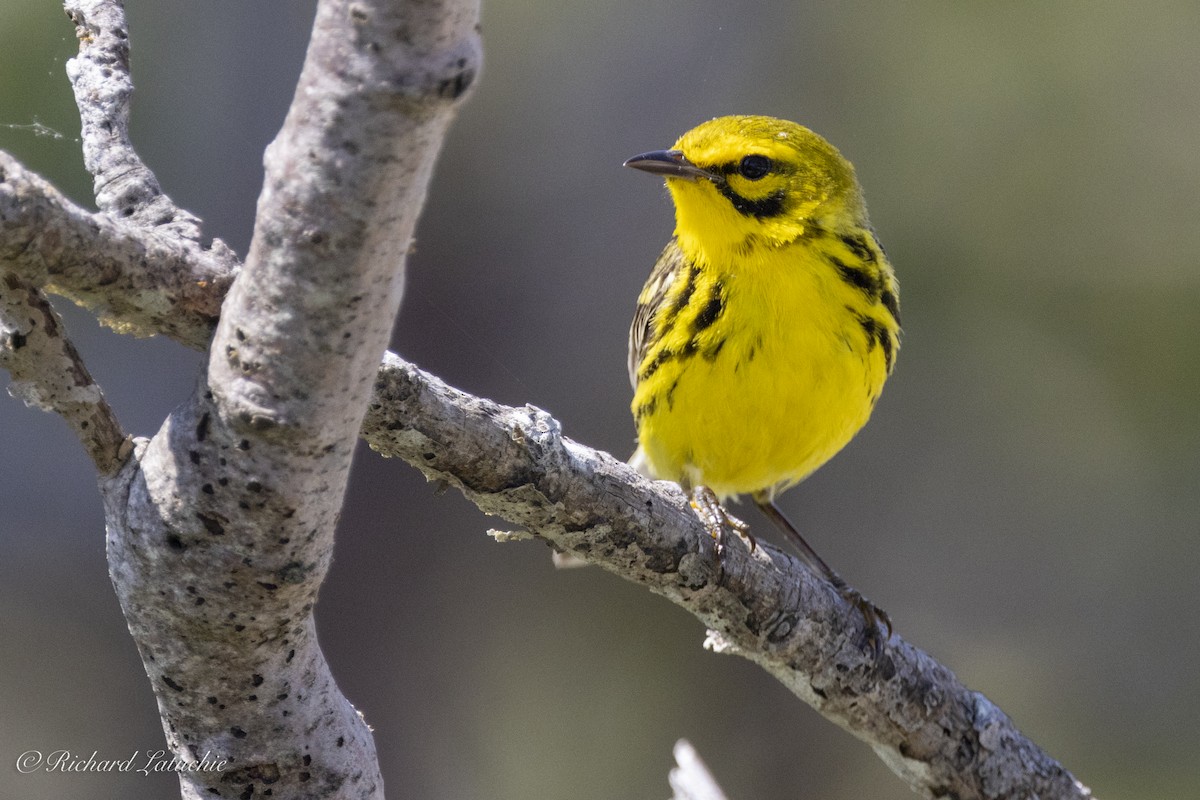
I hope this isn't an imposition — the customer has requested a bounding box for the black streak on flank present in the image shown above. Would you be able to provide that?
[881,289,901,326]
[853,309,895,372]
[195,412,210,442]
[857,315,883,350]
[703,338,726,362]
[638,347,674,382]
[717,183,787,219]
[666,266,701,325]
[829,255,881,299]
[691,289,725,335]
[664,376,681,410]
[879,329,895,372]
[840,232,876,264]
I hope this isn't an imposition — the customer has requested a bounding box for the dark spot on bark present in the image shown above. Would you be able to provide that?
[197,513,225,536]
[438,67,475,99]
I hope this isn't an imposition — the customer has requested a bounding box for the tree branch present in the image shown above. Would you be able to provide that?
[55,0,481,797]
[0,270,127,474]
[0,151,235,347]
[361,356,1095,800]
[668,740,730,800]
[0,3,1094,799]
[66,0,207,239]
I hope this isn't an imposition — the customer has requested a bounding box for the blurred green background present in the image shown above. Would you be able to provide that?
[2,1,1198,798]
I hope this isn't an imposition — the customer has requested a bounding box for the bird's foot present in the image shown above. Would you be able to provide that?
[830,578,892,660]
[689,485,755,557]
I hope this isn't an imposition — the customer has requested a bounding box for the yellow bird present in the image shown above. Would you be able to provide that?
[625,115,900,643]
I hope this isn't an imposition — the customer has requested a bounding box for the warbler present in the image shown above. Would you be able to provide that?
[624,115,900,644]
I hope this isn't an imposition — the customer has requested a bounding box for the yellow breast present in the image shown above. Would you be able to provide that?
[631,232,893,501]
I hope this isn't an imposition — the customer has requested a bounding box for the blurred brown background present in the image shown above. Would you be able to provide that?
[2,2,1198,798]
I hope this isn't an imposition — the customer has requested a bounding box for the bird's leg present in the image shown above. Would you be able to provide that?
[754,495,892,657]
[689,485,755,555]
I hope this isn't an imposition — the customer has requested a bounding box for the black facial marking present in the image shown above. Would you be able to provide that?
[717,183,787,218]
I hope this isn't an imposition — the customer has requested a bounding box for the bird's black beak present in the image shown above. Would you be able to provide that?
[623,149,715,182]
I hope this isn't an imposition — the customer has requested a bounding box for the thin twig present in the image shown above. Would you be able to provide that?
[668,741,730,800]
[65,0,207,240]
[0,271,127,474]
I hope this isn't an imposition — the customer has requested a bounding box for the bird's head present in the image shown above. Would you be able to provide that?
[625,115,866,253]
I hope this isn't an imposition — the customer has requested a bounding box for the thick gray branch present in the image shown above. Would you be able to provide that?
[58,0,481,798]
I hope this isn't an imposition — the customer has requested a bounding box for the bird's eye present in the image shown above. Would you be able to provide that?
[738,154,771,180]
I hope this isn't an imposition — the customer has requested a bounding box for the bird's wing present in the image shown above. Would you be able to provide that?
[628,237,687,389]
